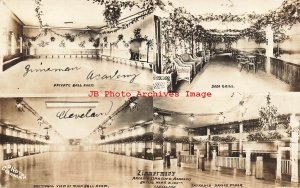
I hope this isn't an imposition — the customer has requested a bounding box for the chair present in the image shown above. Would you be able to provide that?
[180,53,203,73]
[238,58,249,72]
[153,72,173,92]
[175,55,196,76]
[247,61,256,73]
[255,55,264,72]
[172,58,192,84]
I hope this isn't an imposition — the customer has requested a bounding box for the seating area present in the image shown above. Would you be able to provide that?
[231,50,266,73]
[153,51,211,92]
[153,93,300,184]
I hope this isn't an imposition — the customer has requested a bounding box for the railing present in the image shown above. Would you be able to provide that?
[270,57,300,91]
[180,154,197,165]
[216,156,246,170]
[281,159,291,175]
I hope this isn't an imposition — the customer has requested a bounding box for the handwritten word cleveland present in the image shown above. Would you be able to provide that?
[56,102,113,120]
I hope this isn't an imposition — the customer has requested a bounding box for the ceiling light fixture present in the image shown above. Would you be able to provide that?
[189,114,195,122]
[45,101,99,108]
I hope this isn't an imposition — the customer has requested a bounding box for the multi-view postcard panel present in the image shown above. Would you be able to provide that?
[1,0,300,188]
[0,97,154,187]
[153,1,300,93]
[0,0,154,95]
[153,93,300,187]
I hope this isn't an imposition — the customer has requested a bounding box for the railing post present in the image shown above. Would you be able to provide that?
[276,150,282,180]
[177,151,181,167]
[207,128,210,159]
[290,113,299,183]
[265,24,273,74]
[212,150,217,171]
[197,149,204,171]
[256,156,264,179]
[239,123,243,157]
[245,150,251,176]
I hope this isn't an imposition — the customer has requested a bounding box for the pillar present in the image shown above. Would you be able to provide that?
[207,127,210,159]
[290,113,299,183]
[276,149,282,180]
[0,144,3,164]
[256,156,264,179]
[265,24,274,74]
[177,151,181,167]
[19,37,23,54]
[154,15,162,73]
[0,27,3,73]
[212,150,217,171]
[239,123,243,157]
[245,150,251,175]
[197,149,205,170]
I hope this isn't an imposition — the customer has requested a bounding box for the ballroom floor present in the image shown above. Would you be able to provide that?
[153,159,299,188]
[175,56,290,93]
[0,152,153,188]
[0,58,152,96]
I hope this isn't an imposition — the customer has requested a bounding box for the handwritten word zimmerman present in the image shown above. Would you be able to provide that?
[23,64,81,77]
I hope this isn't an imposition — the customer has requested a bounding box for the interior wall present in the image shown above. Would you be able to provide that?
[232,37,266,52]
[100,15,155,63]
[23,15,155,63]
[0,98,46,136]
[23,28,99,55]
[1,4,23,62]
[279,23,300,53]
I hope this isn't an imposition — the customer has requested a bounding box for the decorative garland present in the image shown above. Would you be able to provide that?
[103,1,123,27]
[28,0,158,48]
[211,135,236,143]
[247,131,282,142]
[161,0,300,53]
[258,93,279,130]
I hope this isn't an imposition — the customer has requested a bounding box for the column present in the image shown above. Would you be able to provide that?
[19,37,22,54]
[276,149,282,180]
[265,24,274,74]
[212,150,217,171]
[154,16,162,73]
[0,27,3,72]
[0,144,3,163]
[290,113,299,183]
[245,150,251,175]
[239,123,243,157]
[177,151,181,167]
[207,127,210,159]
[189,134,193,155]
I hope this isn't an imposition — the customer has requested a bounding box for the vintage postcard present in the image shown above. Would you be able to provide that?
[1,0,300,188]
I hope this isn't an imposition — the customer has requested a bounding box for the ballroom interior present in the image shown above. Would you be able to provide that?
[153,0,300,93]
[0,0,157,95]
[0,97,155,188]
[153,93,300,187]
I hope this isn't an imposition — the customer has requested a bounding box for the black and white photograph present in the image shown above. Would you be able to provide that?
[0,96,154,187]
[153,0,300,92]
[153,93,300,187]
[0,0,157,95]
[1,0,300,188]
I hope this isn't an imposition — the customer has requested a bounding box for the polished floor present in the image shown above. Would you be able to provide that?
[1,152,299,188]
[175,56,290,93]
[154,159,299,188]
[0,152,153,188]
[0,58,152,96]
